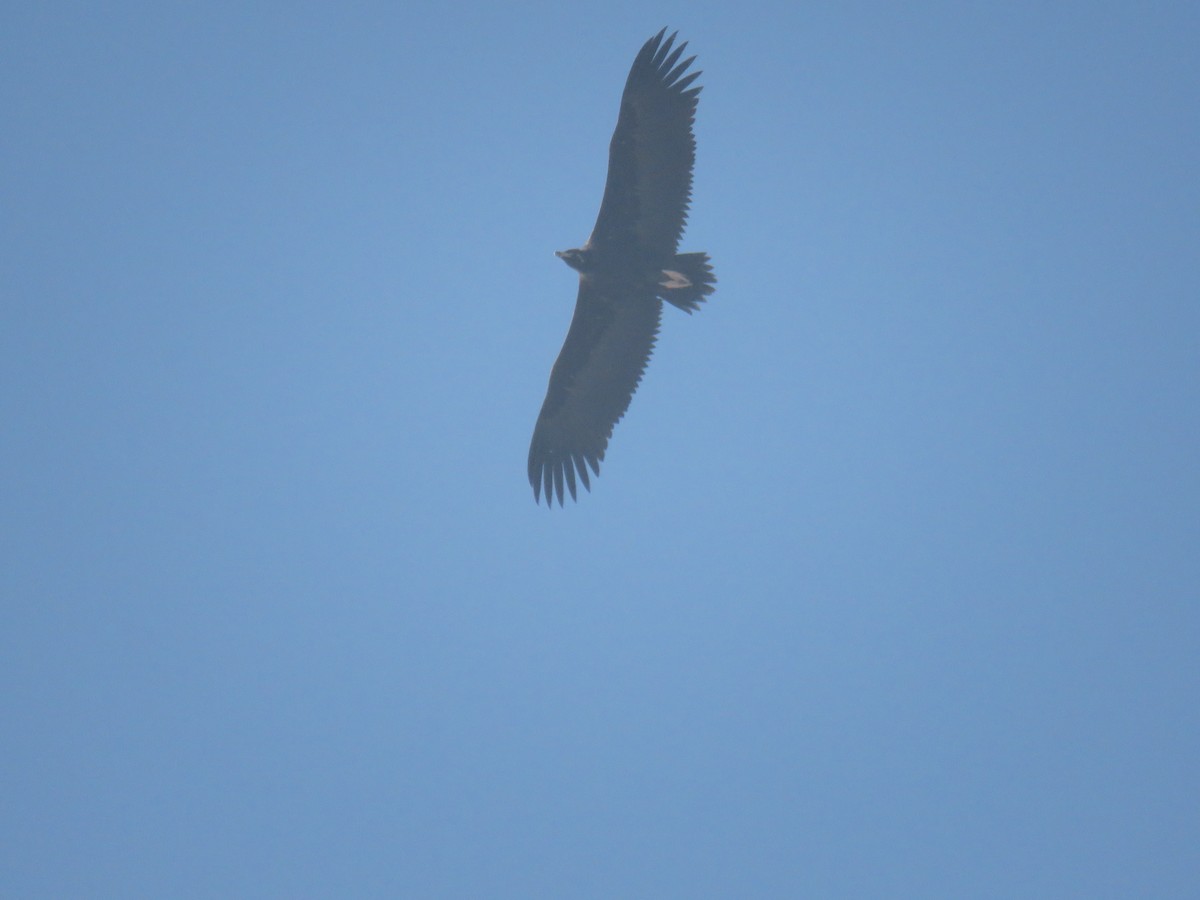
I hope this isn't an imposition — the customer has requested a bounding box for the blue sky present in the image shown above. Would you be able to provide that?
[3,2,1198,896]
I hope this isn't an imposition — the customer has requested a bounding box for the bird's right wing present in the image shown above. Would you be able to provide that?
[528,280,661,506]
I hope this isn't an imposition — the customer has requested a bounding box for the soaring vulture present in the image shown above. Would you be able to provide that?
[528,28,715,506]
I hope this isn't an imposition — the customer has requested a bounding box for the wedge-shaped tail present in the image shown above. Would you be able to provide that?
[658,252,716,313]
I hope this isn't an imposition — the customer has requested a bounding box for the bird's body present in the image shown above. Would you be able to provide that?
[528,29,715,506]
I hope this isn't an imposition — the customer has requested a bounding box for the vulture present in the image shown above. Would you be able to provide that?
[528,28,715,506]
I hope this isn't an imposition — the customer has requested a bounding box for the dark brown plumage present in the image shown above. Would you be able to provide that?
[528,29,715,506]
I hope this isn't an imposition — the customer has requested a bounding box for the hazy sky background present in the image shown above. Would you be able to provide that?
[3,2,1198,896]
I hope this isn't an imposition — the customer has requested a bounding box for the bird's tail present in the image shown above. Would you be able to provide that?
[658,252,716,313]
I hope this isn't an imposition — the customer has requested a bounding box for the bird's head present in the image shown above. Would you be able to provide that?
[555,247,592,273]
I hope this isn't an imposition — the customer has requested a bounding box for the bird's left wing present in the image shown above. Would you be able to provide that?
[589,29,703,260]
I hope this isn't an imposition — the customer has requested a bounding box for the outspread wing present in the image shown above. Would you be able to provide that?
[528,282,661,506]
[589,28,703,259]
